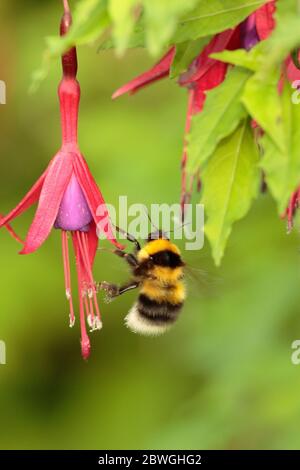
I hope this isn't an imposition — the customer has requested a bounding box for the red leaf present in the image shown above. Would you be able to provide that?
[285,56,300,83]
[112,48,175,99]
[179,28,240,86]
[20,152,74,254]
[0,170,47,228]
[194,61,228,95]
[190,87,207,114]
[0,213,24,244]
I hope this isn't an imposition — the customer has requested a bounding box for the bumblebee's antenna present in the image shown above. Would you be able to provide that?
[166,220,192,236]
[143,207,159,232]
[110,222,141,251]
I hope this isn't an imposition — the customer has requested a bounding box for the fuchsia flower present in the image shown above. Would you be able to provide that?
[0,2,123,359]
[254,1,300,230]
[177,28,240,209]
[284,190,300,232]
[113,29,240,211]
[112,2,276,214]
[254,1,276,41]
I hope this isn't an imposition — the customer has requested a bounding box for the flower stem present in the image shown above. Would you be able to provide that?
[63,0,70,14]
[60,0,77,78]
[58,0,80,147]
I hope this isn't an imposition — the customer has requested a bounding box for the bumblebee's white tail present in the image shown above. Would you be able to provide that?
[125,304,170,336]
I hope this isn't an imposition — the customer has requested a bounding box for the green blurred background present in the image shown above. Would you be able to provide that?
[1,0,300,450]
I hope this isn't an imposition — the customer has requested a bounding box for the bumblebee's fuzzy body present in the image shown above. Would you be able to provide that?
[101,234,186,336]
[126,238,186,335]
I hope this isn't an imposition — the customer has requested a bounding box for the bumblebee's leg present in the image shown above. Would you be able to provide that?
[100,280,139,302]
[114,225,141,251]
[113,249,138,267]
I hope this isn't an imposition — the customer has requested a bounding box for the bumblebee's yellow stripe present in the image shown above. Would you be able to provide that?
[138,239,181,261]
[141,280,186,305]
[152,266,183,282]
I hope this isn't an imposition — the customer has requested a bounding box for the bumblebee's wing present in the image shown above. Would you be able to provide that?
[184,264,223,298]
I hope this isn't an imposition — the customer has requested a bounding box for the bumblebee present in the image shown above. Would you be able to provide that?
[100,228,186,335]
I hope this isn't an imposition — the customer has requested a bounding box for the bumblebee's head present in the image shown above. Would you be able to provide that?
[138,233,183,268]
[147,230,169,241]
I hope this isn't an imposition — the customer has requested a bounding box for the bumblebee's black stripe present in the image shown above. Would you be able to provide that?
[139,294,182,310]
[134,250,184,277]
[137,294,183,324]
[151,250,184,268]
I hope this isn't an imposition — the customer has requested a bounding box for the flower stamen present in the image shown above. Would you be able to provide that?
[62,230,75,327]
[77,231,102,323]
[73,232,90,359]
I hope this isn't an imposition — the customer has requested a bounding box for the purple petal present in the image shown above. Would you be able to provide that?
[241,15,259,51]
[55,173,93,231]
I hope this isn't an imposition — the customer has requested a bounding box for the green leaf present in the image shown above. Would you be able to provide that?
[276,0,300,16]
[223,1,300,155]
[98,0,199,55]
[211,46,264,72]
[187,67,250,174]
[47,0,110,56]
[108,0,140,56]
[143,0,199,56]
[172,0,266,43]
[260,81,300,213]
[259,18,300,80]
[202,121,260,265]
[242,67,284,151]
[98,21,145,50]
[170,36,211,78]
[246,1,300,81]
